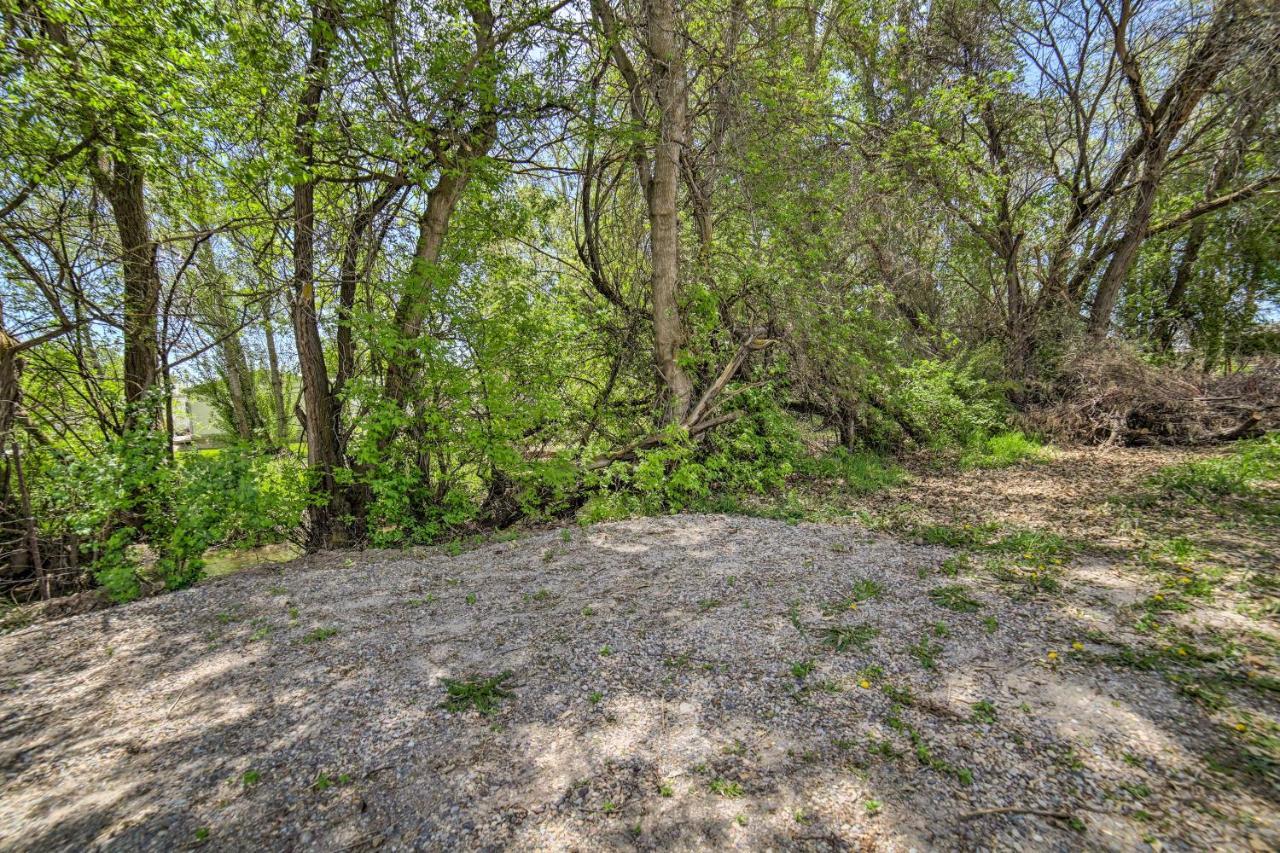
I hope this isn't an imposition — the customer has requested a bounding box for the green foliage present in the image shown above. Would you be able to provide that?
[891,355,1009,449]
[960,431,1051,469]
[48,429,308,602]
[581,392,802,518]
[821,624,879,652]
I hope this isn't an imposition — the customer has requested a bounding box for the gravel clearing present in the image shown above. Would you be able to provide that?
[1,513,1275,851]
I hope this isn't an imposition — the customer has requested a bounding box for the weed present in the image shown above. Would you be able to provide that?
[909,636,943,670]
[929,584,981,613]
[658,782,674,797]
[440,672,514,715]
[1120,781,1151,800]
[465,593,477,605]
[302,627,338,643]
[981,615,998,633]
[195,827,209,842]
[939,554,969,577]
[698,598,723,612]
[588,691,604,705]
[241,769,262,787]
[821,624,879,652]
[932,621,950,637]
[664,651,691,669]
[850,578,884,601]
[822,579,883,615]
[859,664,885,682]
[790,659,816,679]
[917,523,994,548]
[709,778,745,798]
[961,430,1051,469]
[970,700,997,724]
[882,683,915,705]
[865,799,882,815]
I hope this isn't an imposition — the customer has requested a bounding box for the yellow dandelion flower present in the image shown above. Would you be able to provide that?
[1176,648,1187,656]
[1153,594,1164,602]
[1234,722,1247,733]
[1072,642,1084,652]
[858,680,871,689]
[1047,651,1058,661]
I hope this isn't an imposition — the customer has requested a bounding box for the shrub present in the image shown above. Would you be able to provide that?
[52,436,309,602]
[891,355,1009,449]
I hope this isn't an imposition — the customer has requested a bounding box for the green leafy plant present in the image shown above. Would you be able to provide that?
[440,672,515,715]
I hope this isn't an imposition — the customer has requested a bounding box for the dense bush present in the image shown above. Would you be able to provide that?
[45,437,308,602]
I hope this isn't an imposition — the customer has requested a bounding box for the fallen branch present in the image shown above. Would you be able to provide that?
[959,806,1075,822]
[585,411,742,469]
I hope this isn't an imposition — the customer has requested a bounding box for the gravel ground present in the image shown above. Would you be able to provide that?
[1,512,1276,851]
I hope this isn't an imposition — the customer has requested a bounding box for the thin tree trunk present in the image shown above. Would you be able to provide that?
[261,295,288,446]
[646,0,694,423]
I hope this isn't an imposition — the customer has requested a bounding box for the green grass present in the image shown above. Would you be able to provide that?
[790,659,816,679]
[1144,432,1280,512]
[800,448,906,494]
[909,636,943,670]
[960,430,1051,469]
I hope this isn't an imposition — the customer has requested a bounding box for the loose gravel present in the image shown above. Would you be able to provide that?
[0,513,1275,851]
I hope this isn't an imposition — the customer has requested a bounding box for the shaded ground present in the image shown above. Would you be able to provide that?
[1,448,1276,851]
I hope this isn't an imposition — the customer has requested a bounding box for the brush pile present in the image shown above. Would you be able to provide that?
[1025,346,1279,446]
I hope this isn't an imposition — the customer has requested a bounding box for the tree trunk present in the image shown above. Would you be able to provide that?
[289,0,349,548]
[261,295,288,446]
[383,170,467,408]
[94,154,161,429]
[1088,174,1159,336]
[646,0,694,423]
[209,281,261,441]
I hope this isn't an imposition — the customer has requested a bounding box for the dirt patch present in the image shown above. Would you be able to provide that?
[1,508,1275,850]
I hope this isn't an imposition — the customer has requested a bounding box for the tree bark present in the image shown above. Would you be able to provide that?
[383,170,468,407]
[1087,0,1246,336]
[93,154,161,430]
[645,0,694,423]
[289,0,349,548]
[261,295,288,446]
